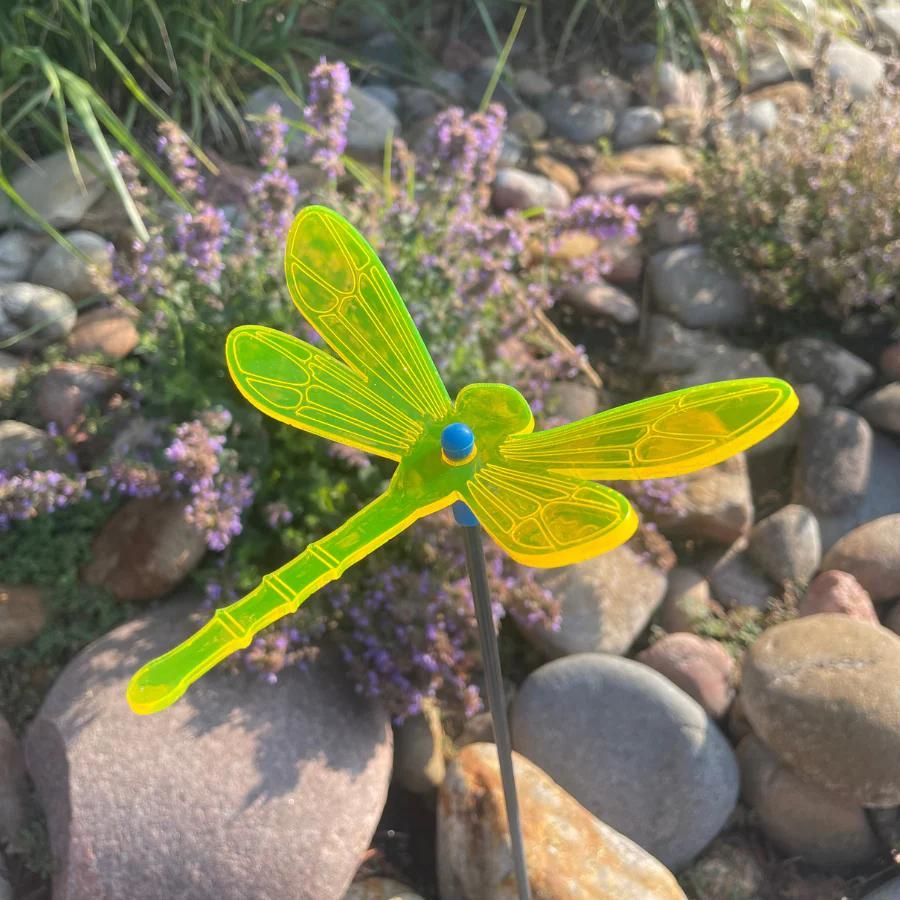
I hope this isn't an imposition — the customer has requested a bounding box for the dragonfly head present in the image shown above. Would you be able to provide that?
[445,383,534,464]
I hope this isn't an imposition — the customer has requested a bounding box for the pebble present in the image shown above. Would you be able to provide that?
[703,542,774,611]
[560,282,638,324]
[659,339,773,390]
[491,167,570,212]
[0,584,46,649]
[748,504,821,585]
[817,433,900,551]
[875,4,900,41]
[634,62,703,109]
[464,64,521,112]
[774,336,874,405]
[347,85,401,159]
[0,148,105,230]
[741,614,900,805]
[678,834,766,900]
[825,39,885,100]
[614,107,664,149]
[747,80,813,113]
[35,361,120,429]
[531,154,579,195]
[637,633,735,719]
[654,205,699,247]
[81,497,208,602]
[507,109,546,141]
[515,69,554,101]
[29,230,113,301]
[25,598,392,900]
[737,734,880,869]
[344,879,424,900]
[0,282,77,352]
[658,567,723,634]
[429,69,466,104]
[584,172,671,204]
[510,654,738,870]
[722,99,778,139]
[821,515,900,603]
[67,307,139,359]
[521,542,667,657]
[601,144,695,181]
[575,72,632,113]
[0,352,22,399]
[437,743,687,898]
[654,455,754,545]
[641,315,707,375]
[365,84,400,113]
[393,700,445,793]
[881,343,900,379]
[862,877,900,900]
[0,230,47,283]
[0,420,62,470]
[858,383,900,436]
[543,380,599,421]
[0,714,27,846]
[746,45,811,90]
[798,570,879,624]
[792,408,872,515]
[541,87,616,144]
[648,245,748,329]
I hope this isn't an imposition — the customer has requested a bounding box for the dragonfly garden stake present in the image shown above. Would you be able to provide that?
[128,205,798,899]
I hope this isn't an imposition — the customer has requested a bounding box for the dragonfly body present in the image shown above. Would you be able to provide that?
[127,205,798,716]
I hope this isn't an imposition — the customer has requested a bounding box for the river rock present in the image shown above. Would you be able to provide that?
[35,361,120,429]
[654,206,699,247]
[242,86,310,161]
[648,245,748,329]
[542,87,616,143]
[748,504,821,584]
[0,282,76,352]
[0,149,105,230]
[510,654,739,870]
[520,543,667,657]
[561,282,638,324]
[492,167,570,212]
[658,567,723,633]
[0,714,27,846]
[821,515,900,603]
[393,700,445,793]
[654,455,753,545]
[347,85,400,159]
[81,497,208,602]
[875,5,900,41]
[826,39,885,100]
[703,543,775,611]
[774,337,874,405]
[641,315,707,375]
[858,383,900,436]
[862,877,900,900]
[636,633,735,719]
[615,107,664,149]
[437,742,687,899]
[0,352,21,398]
[0,584,46,649]
[0,230,46,283]
[792,408,872,515]
[659,340,773,390]
[30,230,113,301]
[344,879,423,900]
[24,597,392,900]
[67,307,139,359]
[575,72,632,113]
[799,571,879,624]
[0,420,62,470]
[741,614,900,806]
[737,734,880,869]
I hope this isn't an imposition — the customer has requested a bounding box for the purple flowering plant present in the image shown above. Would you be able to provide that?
[25,57,644,721]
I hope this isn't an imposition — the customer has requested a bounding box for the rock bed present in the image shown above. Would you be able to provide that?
[2,13,900,900]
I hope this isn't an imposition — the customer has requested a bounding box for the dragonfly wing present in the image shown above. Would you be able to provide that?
[285,206,452,424]
[460,463,638,567]
[500,378,798,480]
[226,325,423,460]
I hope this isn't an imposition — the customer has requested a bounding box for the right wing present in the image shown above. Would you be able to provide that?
[459,462,638,568]
[226,325,423,460]
[284,205,452,425]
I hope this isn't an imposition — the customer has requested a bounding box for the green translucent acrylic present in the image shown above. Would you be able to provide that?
[127,205,798,715]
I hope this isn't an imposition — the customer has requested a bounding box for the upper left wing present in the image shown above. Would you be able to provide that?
[226,325,423,460]
[284,206,452,425]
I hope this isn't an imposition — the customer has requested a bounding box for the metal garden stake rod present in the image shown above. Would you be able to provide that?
[444,424,531,900]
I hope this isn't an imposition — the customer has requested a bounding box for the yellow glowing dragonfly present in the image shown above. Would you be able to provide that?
[127,205,797,714]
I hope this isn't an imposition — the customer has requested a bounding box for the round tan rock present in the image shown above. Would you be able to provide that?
[0,584,46,649]
[821,515,900,602]
[67,307,139,359]
[393,700,445,793]
[637,633,735,719]
[799,570,879,624]
[437,743,687,899]
[738,734,880,869]
[742,614,900,805]
[658,567,722,633]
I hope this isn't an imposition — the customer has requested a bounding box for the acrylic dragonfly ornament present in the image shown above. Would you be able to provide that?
[127,204,796,896]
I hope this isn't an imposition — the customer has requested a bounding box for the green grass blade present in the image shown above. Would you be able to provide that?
[479,5,527,113]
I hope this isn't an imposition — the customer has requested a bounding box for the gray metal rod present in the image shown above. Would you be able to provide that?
[461,524,531,900]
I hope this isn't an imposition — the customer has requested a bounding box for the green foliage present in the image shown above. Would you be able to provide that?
[696,79,900,336]
[0,499,132,730]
